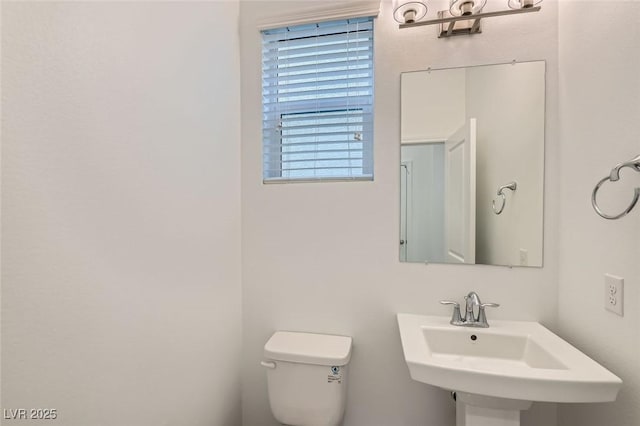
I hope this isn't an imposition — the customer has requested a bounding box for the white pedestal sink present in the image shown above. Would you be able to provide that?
[397,314,622,426]
[455,392,531,426]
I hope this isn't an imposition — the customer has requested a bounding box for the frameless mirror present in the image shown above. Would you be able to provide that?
[400,61,545,267]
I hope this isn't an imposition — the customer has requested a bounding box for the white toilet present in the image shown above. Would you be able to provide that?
[261,331,353,426]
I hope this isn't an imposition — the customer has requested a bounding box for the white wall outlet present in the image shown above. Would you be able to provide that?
[519,249,528,266]
[604,274,624,316]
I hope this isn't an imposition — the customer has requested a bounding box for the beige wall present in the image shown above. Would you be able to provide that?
[1,2,242,425]
[470,62,545,267]
[557,2,640,426]
[401,68,466,142]
[241,1,559,425]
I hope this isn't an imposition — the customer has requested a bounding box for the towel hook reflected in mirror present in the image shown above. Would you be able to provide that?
[492,182,517,215]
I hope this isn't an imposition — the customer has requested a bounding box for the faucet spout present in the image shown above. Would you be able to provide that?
[441,291,499,328]
[464,292,482,323]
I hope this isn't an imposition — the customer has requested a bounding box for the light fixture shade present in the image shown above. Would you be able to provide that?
[449,0,487,16]
[508,0,543,9]
[393,0,428,24]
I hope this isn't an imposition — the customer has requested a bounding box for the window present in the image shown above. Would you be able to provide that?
[261,17,374,182]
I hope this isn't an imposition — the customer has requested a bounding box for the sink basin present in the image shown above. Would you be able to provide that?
[397,313,622,403]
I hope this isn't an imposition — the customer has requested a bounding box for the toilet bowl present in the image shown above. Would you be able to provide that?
[262,331,353,426]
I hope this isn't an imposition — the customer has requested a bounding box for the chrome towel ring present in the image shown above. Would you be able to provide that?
[492,182,517,215]
[592,154,640,220]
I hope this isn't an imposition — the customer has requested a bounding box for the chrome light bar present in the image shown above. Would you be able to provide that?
[399,6,541,38]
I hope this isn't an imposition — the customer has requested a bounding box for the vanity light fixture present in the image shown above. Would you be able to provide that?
[393,0,542,38]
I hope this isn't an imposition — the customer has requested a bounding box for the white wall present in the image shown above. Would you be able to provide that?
[401,69,466,142]
[557,2,640,426]
[1,3,242,425]
[241,1,559,425]
[469,62,545,267]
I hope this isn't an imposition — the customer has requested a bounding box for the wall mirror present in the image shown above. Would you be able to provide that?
[400,61,545,267]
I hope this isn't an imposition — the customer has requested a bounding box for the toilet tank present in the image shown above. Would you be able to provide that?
[263,331,353,426]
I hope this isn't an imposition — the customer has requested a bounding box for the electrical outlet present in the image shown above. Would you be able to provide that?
[604,274,624,316]
[519,249,528,266]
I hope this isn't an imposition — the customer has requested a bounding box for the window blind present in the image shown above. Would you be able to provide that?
[262,17,374,182]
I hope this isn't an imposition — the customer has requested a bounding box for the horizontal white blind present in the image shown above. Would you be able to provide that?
[262,17,374,182]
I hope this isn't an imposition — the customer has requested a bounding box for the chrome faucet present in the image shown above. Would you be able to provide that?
[440,291,499,328]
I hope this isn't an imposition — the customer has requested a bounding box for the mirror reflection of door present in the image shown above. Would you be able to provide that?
[444,119,476,264]
[400,162,411,262]
[399,120,476,264]
[400,145,445,263]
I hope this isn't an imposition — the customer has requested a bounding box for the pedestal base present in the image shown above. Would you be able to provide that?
[455,392,533,426]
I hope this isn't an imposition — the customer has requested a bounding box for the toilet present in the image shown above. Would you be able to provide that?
[261,331,353,426]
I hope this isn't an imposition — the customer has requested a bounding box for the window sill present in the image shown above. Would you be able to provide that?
[263,175,373,184]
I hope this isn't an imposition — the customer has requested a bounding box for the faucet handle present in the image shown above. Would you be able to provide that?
[440,300,463,325]
[477,302,500,327]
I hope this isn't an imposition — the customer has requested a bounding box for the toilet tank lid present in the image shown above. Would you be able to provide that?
[264,331,352,366]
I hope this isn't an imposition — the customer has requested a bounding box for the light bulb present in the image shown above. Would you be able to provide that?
[508,0,543,9]
[449,0,487,16]
[392,0,428,24]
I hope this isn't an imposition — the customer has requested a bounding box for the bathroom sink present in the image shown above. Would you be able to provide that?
[397,313,622,403]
